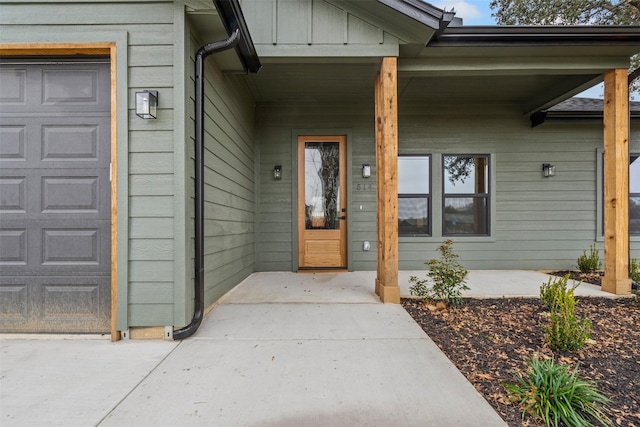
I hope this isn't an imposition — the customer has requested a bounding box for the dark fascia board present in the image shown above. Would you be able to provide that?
[212,0,261,73]
[431,25,640,47]
[531,101,640,127]
[377,0,454,34]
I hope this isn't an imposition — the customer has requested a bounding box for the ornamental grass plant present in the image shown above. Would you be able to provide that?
[504,356,612,427]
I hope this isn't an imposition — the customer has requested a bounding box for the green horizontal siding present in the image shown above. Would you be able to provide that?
[256,100,639,272]
[0,1,179,328]
[184,29,258,311]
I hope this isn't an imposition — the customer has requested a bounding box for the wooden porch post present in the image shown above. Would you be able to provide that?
[374,57,399,303]
[602,69,631,295]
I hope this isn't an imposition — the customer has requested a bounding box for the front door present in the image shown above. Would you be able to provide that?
[297,135,347,269]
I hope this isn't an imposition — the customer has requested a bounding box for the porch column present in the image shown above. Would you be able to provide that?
[374,57,399,303]
[602,68,631,295]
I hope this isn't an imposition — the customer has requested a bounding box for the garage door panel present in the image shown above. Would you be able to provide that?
[0,228,27,265]
[42,124,99,161]
[1,116,109,170]
[0,170,109,220]
[37,220,110,274]
[0,276,109,333]
[42,68,101,105]
[1,63,110,114]
[0,176,27,213]
[0,125,26,160]
[42,227,101,266]
[0,282,28,320]
[0,60,111,333]
[42,175,100,213]
[0,68,27,105]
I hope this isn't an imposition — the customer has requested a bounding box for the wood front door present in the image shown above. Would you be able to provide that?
[297,135,347,269]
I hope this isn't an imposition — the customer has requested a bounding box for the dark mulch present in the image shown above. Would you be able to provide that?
[401,272,640,427]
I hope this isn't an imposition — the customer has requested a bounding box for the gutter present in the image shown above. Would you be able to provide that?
[429,25,640,46]
[173,0,261,340]
[531,109,640,127]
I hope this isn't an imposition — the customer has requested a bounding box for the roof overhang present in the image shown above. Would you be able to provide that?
[212,0,261,73]
[186,0,261,73]
[397,25,640,115]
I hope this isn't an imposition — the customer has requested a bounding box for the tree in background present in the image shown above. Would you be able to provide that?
[490,0,640,94]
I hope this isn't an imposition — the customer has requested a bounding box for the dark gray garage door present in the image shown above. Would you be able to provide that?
[0,59,111,333]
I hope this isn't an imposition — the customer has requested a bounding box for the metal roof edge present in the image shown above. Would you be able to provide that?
[212,0,261,73]
[431,25,640,46]
[377,0,453,34]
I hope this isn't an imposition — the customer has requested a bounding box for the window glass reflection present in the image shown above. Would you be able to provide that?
[444,155,488,195]
[304,142,340,230]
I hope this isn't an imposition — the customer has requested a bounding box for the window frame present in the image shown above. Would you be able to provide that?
[597,149,640,239]
[441,154,491,237]
[629,152,640,236]
[397,154,432,237]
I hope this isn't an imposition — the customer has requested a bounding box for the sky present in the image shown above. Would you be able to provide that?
[432,0,495,25]
[432,0,605,98]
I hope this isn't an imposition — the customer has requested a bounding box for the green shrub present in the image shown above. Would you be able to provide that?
[540,274,579,311]
[504,356,612,427]
[409,239,469,307]
[541,275,591,351]
[546,304,592,351]
[577,243,602,273]
[630,258,640,283]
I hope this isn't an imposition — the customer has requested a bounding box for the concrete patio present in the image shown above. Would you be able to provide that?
[0,270,610,426]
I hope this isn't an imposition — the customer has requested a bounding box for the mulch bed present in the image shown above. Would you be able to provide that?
[401,272,640,427]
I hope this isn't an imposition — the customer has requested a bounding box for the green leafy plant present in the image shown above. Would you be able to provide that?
[546,303,592,351]
[409,239,469,307]
[630,258,640,283]
[577,243,602,273]
[540,274,579,311]
[540,275,591,351]
[504,356,612,427]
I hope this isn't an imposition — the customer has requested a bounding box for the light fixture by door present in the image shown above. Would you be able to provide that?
[542,163,556,177]
[273,165,282,180]
[362,164,371,178]
[135,90,158,119]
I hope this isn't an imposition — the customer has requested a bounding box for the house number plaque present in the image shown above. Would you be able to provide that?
[355,183,375,191]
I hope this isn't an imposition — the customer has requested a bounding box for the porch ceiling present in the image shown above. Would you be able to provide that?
[243,61,601,115]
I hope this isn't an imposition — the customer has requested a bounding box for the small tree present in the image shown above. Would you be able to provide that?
[409,240,469,307]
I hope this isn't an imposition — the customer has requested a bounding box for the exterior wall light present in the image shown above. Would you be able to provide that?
[273,165,282,180]
[362,163,371,178]
[135,90,158,119]
[542,163,556,177]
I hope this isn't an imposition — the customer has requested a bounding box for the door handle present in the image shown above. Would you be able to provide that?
[340,216,346,220]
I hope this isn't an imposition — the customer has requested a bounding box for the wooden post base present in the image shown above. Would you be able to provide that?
[376,279,400,303]
[601,276,631,295]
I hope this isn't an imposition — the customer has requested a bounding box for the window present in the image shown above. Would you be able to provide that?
[398,156,430,236]
[443,155,490,235]
[630,154,640,235]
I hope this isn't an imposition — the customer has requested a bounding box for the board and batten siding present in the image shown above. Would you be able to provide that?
[0,1,180,328]
[255,101,640,271]
[186,30,257,311]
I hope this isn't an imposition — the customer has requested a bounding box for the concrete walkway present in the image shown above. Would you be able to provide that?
[0,271,609,426]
